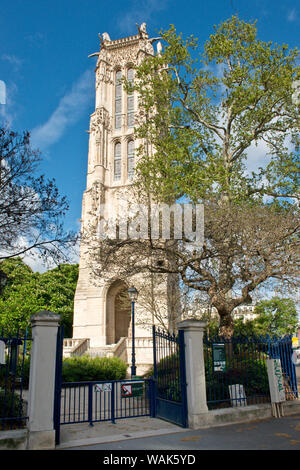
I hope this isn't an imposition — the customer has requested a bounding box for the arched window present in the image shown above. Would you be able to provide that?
[114,142,121,180]
[115,71,122,129]
[127,68,134,128]
[127,140,135,180]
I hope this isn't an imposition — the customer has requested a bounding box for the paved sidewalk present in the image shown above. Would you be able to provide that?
[60,414,300,450]
[57,417,186,449]
[56,364,300,451]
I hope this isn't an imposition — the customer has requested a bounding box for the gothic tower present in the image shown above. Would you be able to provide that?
[68,24,178,373]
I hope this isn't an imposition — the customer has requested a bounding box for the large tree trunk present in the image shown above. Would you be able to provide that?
[218,311,234,339]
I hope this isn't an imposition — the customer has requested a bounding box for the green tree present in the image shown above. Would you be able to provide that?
[0,126,76,264]
[253,297,298,336]
[132,17,299,205]
[0,258,78,336]
[93,16,299,338]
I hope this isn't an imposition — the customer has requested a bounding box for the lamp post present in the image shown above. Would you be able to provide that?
[128,286,138,378]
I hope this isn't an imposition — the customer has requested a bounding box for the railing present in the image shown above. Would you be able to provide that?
[63,338,90,357]
[113,337,127,361]
[0,329,31,430]
[59,379,154,426]
[88,337,127,360]
[204,335,298,410]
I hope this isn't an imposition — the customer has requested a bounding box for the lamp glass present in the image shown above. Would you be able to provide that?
[128,286,138,301]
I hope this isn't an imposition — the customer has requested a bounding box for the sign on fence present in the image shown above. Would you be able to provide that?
[228,384,247,407]
[121,381,144,398]
[266,359,286,403]
[94,383,112,392]
[212,343,226,372]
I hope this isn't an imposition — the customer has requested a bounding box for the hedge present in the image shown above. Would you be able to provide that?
[61,355,127,382]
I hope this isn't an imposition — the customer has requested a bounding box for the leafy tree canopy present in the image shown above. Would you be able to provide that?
[232,297,299,337]
[0,126,76,264]
[0,258,78,336]
[132,16,299,206]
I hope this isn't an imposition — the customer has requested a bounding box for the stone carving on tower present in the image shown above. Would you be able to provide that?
[67,24,179,373]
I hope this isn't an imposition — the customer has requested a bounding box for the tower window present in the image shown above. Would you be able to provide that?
[127,140,135,180]
[127,68,134,128]
[115,71,122,129]
[114,142,121,180]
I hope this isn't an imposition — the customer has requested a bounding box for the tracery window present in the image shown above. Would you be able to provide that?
[127,140,135,180]
[115,71,122,129]
[114,142,121,180]
[127,68,134,128]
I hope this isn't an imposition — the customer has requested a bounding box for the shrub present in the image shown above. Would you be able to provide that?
[62,355,127,382]
[205,354,270,409]
[0,355,31,389]
[0,390,25,428]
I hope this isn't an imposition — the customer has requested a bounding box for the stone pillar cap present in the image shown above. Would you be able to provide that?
[177,319,207,330]
[31,310,61,324]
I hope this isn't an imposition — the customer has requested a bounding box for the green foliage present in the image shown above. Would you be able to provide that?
[253,297,298,336]
[1,355,127,389]
[133,16,299,205]
[0,390,25,427]
[233,297,298,337]
[152,351,183,402]
[233,317,259,336]
[205,353,270,409]
[0,258,78,336]
[0,355,31,389]
[61,356,127,382]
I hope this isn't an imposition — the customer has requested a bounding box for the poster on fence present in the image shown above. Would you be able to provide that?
[266,359,286,403]
[228,384,247,407]
[212,343,226,372]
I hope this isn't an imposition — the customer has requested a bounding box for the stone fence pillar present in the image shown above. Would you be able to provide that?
[177,319,208,428]
[27,310,60,450]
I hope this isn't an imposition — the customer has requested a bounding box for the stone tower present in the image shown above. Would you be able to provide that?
[66,24,178,373]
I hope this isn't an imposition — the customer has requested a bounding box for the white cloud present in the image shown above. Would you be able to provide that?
[287,8,298,22]
[1,54,24,71]
[244,139,271,174]
[31,68,94,150]
[117,0,169,35]
[0,81,18,126]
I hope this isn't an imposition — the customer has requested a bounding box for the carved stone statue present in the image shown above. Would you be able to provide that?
[102,32,111,42]
[156,41,162,56]
[140,22,147,33]
[137,22,147,37]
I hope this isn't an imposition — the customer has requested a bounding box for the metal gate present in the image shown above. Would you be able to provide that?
[152,326,188,428]
[54,327,155,446]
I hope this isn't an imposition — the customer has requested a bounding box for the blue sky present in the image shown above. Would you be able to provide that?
[0,0,299,269]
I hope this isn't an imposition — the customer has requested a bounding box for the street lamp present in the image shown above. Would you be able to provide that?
[128,286,138,378]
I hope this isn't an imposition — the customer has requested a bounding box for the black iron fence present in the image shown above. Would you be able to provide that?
[0,329,31,430]
[204,335,298,410]
[152,326,188,427]
[153,327,183,402]
[59,379,154,426]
